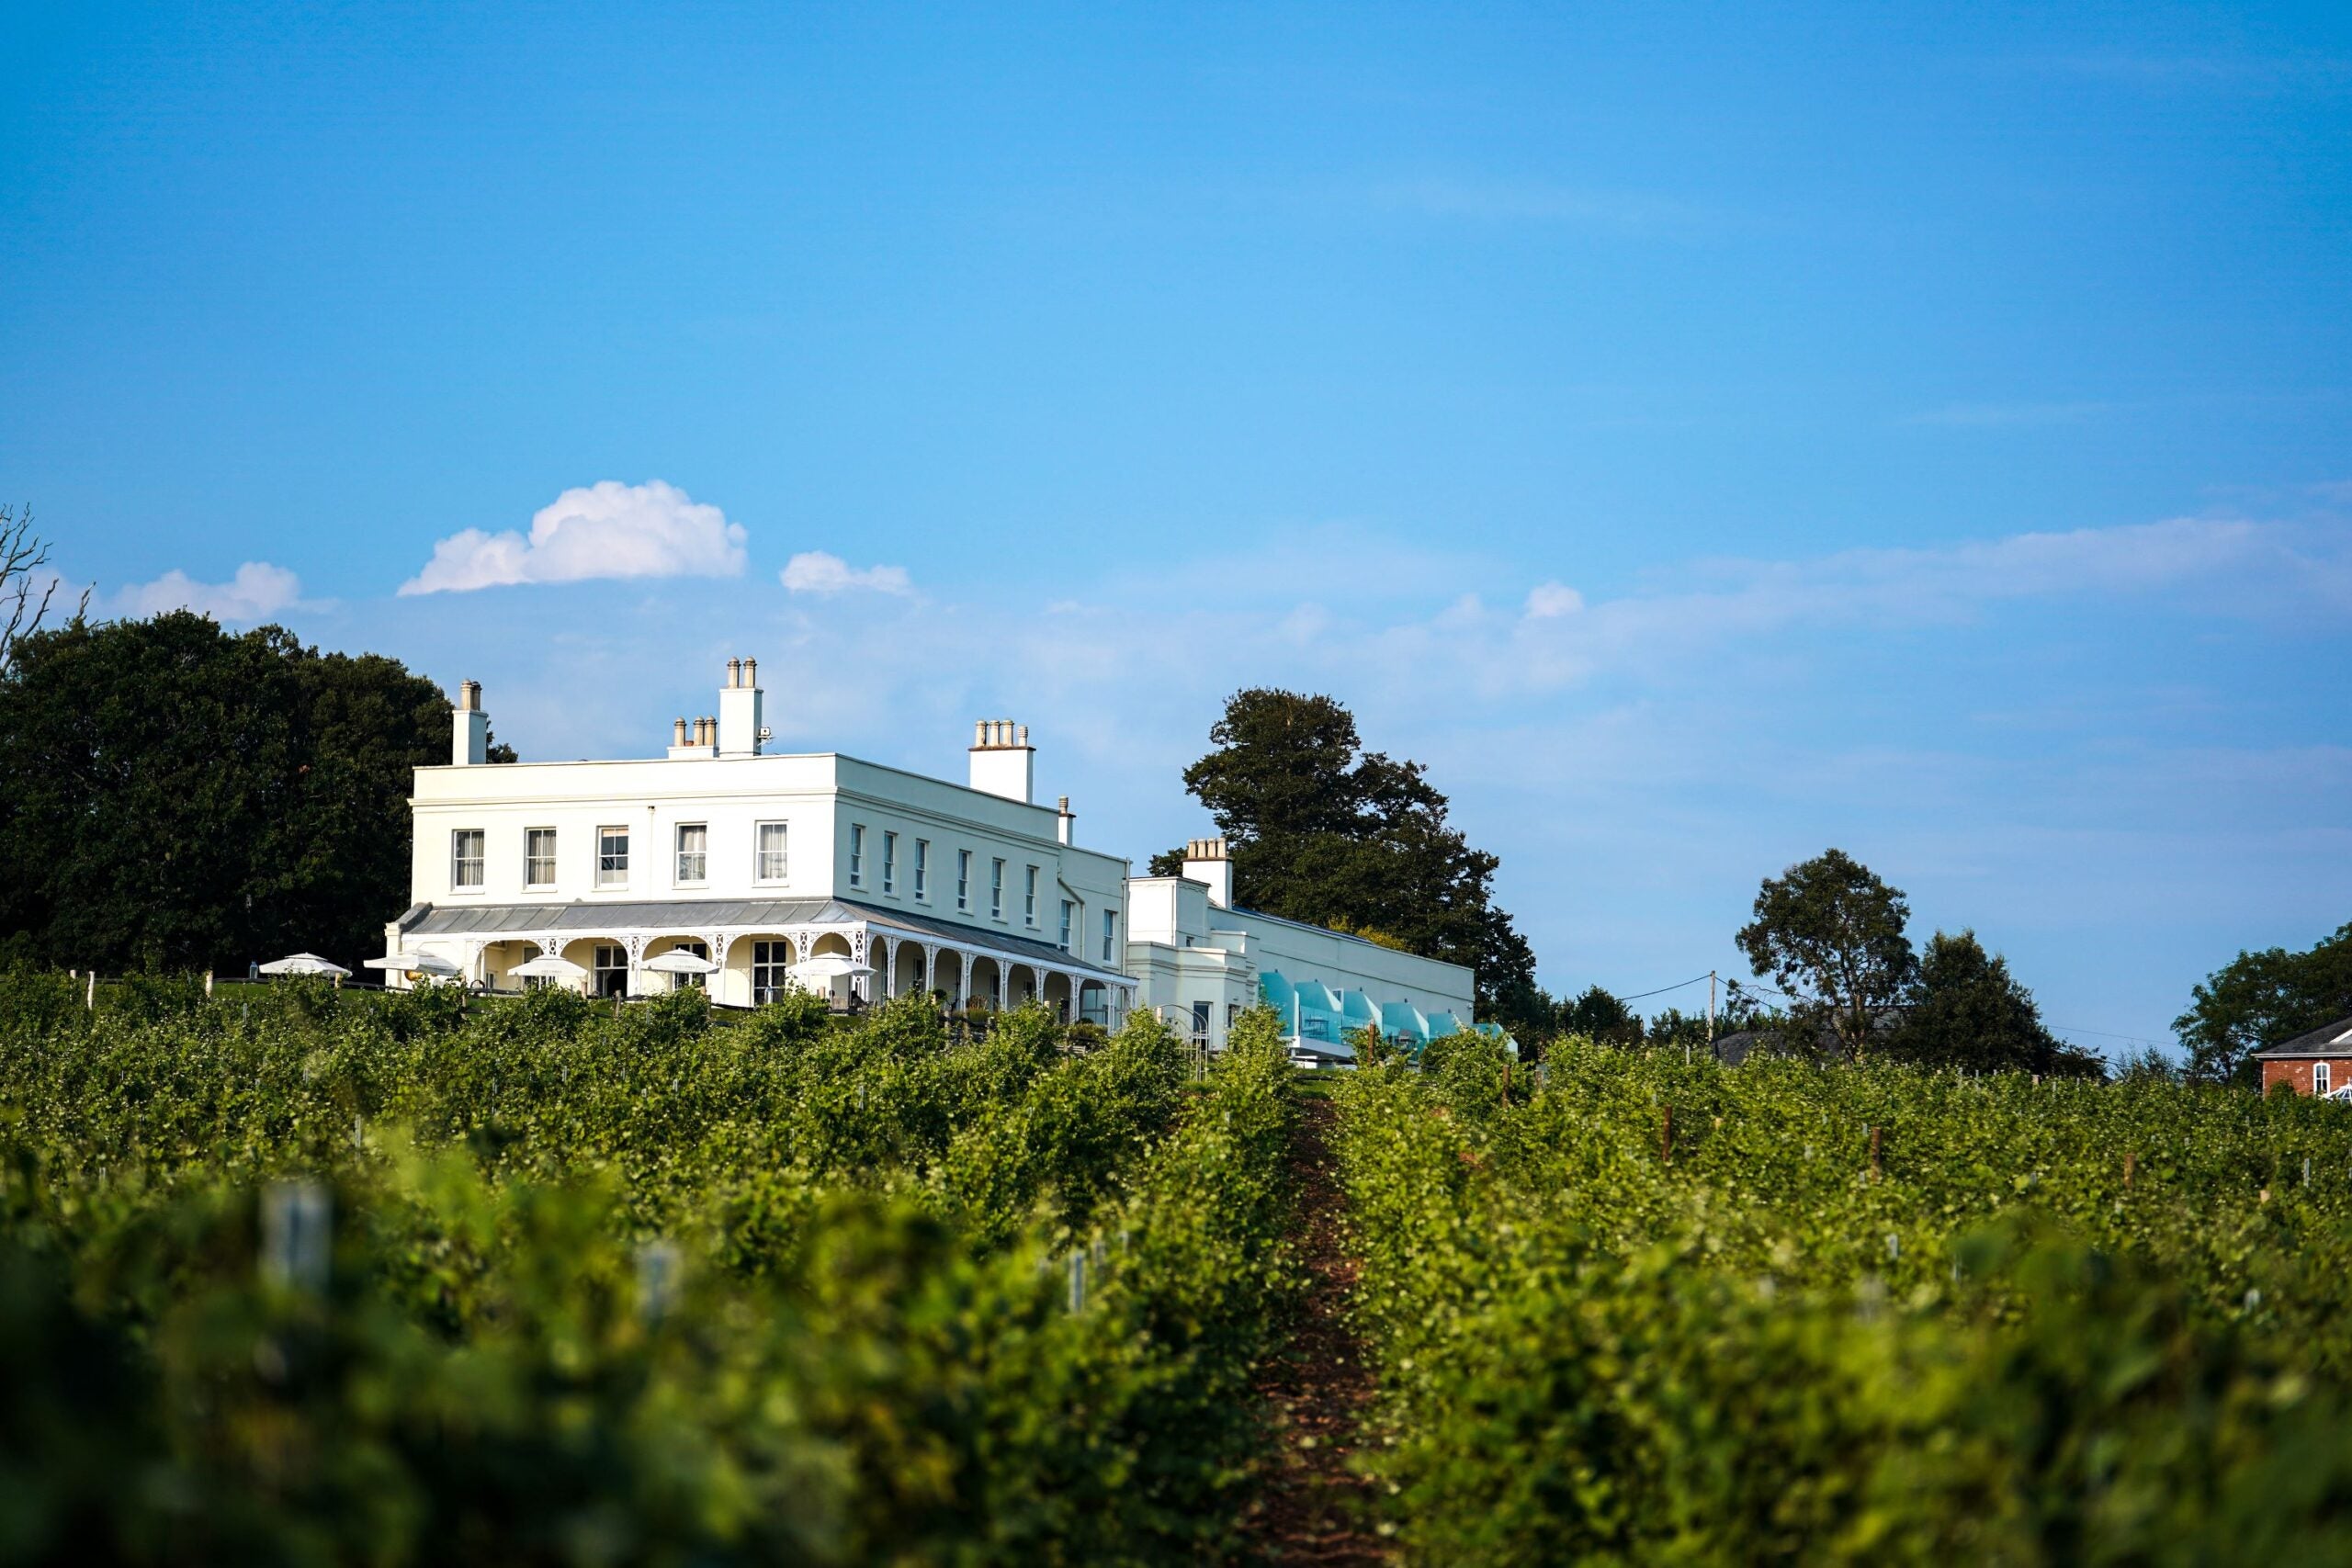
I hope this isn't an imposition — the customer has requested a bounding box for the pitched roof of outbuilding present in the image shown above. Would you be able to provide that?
[2254,1015,2352,1059]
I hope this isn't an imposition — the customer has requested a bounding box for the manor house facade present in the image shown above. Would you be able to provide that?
[388,660,1498,1064]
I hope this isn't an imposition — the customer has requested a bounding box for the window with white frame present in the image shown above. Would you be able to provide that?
[956,849,971,909]
[914,839,929,899]
[1058,899,1073,952]
[849,823,865,886]
[752,940,791,1006]
[755,821,787,882]
[597,826,629,886]
[2320,1062,2334,1096]
[675,823,707,885]
[593,943,628,998]
[451,829,484,889]
[990,858,1004,919]
[883,830,898,894]
[1023,865,1038,925]
[1102,908,1117,964]
[525,828,557,887]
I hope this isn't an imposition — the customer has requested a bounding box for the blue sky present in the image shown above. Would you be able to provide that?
[3,2,2347,1053]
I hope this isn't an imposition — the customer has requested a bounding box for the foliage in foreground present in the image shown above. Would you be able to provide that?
[1334,1034,2352,1564]
[0,978,1299,1564]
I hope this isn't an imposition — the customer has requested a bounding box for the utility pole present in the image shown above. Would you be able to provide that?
[1707,971,1717,1056]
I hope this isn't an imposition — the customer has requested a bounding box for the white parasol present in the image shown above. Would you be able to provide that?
[256,953,352,978]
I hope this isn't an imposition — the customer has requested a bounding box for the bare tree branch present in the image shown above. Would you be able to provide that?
[1,503,88,675]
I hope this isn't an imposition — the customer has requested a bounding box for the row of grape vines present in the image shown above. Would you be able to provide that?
[0,970,1299,1564]
[1331,1032,2352,1563]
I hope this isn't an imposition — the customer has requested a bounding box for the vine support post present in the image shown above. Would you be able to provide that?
[1662,1105,1674,1166]
[1869,1125,1882,1182]
[2124,1150,2135,1189]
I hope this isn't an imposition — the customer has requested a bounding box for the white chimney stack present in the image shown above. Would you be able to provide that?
[668,714,718,760]
[1182,836,1233,908]
[451,680,488,766]
[967,718,1035,803]
[717,656,763,757]
[1057,794,1074,845]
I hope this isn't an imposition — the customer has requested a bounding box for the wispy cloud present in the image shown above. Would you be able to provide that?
[780,551,914,596]
[112,562,302,622]
[401,479,747,595]
[1524,582,1584,618]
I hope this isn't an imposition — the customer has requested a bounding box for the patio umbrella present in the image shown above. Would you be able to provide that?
[362,953,462,981]
[508,954,589,983]
[644,948,718,991]
[786,955,875,980]
[257,953,352,978]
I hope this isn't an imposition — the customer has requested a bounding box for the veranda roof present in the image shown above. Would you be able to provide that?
[402,897,1132,985]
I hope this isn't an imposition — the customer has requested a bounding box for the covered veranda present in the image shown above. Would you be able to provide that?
[390,896,1133,1023]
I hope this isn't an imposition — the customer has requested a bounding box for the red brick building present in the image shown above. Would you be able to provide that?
[2255,1014,2352,1097]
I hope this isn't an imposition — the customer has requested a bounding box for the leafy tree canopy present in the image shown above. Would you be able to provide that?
[1563,984,1644,1046]
[1174,688,1543,1030]
[1887,929,2100,1077]
[2175,920,2352,1087]
[0,610,507,975]
[1736,848,1917,1062]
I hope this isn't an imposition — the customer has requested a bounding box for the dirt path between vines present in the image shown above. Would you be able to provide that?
[1241,1095,1393,1565]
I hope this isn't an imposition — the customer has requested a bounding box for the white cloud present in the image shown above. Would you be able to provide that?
[1524,581,1584,618]
[113,562,302,622]
[400,479,747,594]
[779,551,913,596]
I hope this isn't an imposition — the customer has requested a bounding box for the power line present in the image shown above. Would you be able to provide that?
[1607,973,1713,1003]
[2050,1024,2165,1048]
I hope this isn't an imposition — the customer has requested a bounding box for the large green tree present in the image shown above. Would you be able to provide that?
[2175,921,2352,1087]
[1886,929,2099,1077]
[1168,688,1544,1031]
[1563,984,1643,1046]
[1736,848,1917,1062]
[0,611,505,974]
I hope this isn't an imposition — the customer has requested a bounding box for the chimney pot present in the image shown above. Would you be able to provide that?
[727,657,741,689]
[451,682,489,765]
[673,717,689,746]
[967,716,1035,802]
[1182,835,1233,907]
[742,657,757,687]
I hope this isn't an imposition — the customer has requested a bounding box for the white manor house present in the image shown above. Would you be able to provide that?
[387,659,1504,1064]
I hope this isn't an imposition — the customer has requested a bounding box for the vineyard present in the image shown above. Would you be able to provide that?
[9,974,2352,1564]
[0,973,1297,1563]
[1333,1033,2352,1563]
